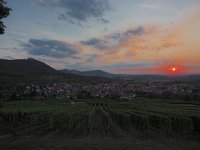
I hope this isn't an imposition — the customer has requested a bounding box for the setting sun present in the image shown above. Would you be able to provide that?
[172,67,176,72]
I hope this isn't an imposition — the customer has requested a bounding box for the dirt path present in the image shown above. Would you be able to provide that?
[88,111,107,138]
[108,120,128,138]
[68,120,88,138]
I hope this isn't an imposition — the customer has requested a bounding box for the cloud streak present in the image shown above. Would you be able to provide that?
[81,26,145,50]
[37,0,110,25]
[23,39,79,58]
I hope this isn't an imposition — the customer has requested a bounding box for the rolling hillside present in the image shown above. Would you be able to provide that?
[0,58,62,76]
[60,69,116,78]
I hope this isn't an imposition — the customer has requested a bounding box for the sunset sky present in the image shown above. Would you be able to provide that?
[1,0,200,75]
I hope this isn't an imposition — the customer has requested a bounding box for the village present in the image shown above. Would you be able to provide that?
[21,80,200,101]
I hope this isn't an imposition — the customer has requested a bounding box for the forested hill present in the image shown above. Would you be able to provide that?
[0,58,61,76]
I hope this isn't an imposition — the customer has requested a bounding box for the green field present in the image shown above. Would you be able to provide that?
[0,99,200,150]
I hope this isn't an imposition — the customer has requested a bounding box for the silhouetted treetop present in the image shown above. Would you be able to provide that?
[0,0,12,34]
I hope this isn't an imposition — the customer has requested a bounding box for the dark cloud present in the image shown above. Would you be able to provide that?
[106,26,145,40]
[100,18,110,24]
[125,26,145,36]
[81,26,146,50]
[81,38,113,50]
[37,0,110,25]
[23,39,79,58]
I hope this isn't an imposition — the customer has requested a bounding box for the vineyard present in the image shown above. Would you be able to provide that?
[0,99,200,138]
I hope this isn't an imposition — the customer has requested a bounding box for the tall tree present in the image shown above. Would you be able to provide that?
[0,0,12,34]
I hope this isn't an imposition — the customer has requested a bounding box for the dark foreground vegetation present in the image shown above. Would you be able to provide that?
[0,99,200,150]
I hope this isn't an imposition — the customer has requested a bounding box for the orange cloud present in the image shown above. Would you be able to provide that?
[95,25,180,65]
[90,7,200,74]
[51,7,200,73]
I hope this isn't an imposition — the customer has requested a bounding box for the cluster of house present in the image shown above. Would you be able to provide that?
[22,80,200,100]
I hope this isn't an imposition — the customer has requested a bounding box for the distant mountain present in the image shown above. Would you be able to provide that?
[116,74,167,79]
[61,69,81,75]
[0,58,63,76]
[61,69,173,79]
[61,68,200,80]
[60,69,116,78]
[171,75,200,81]
[81,70,116,77]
